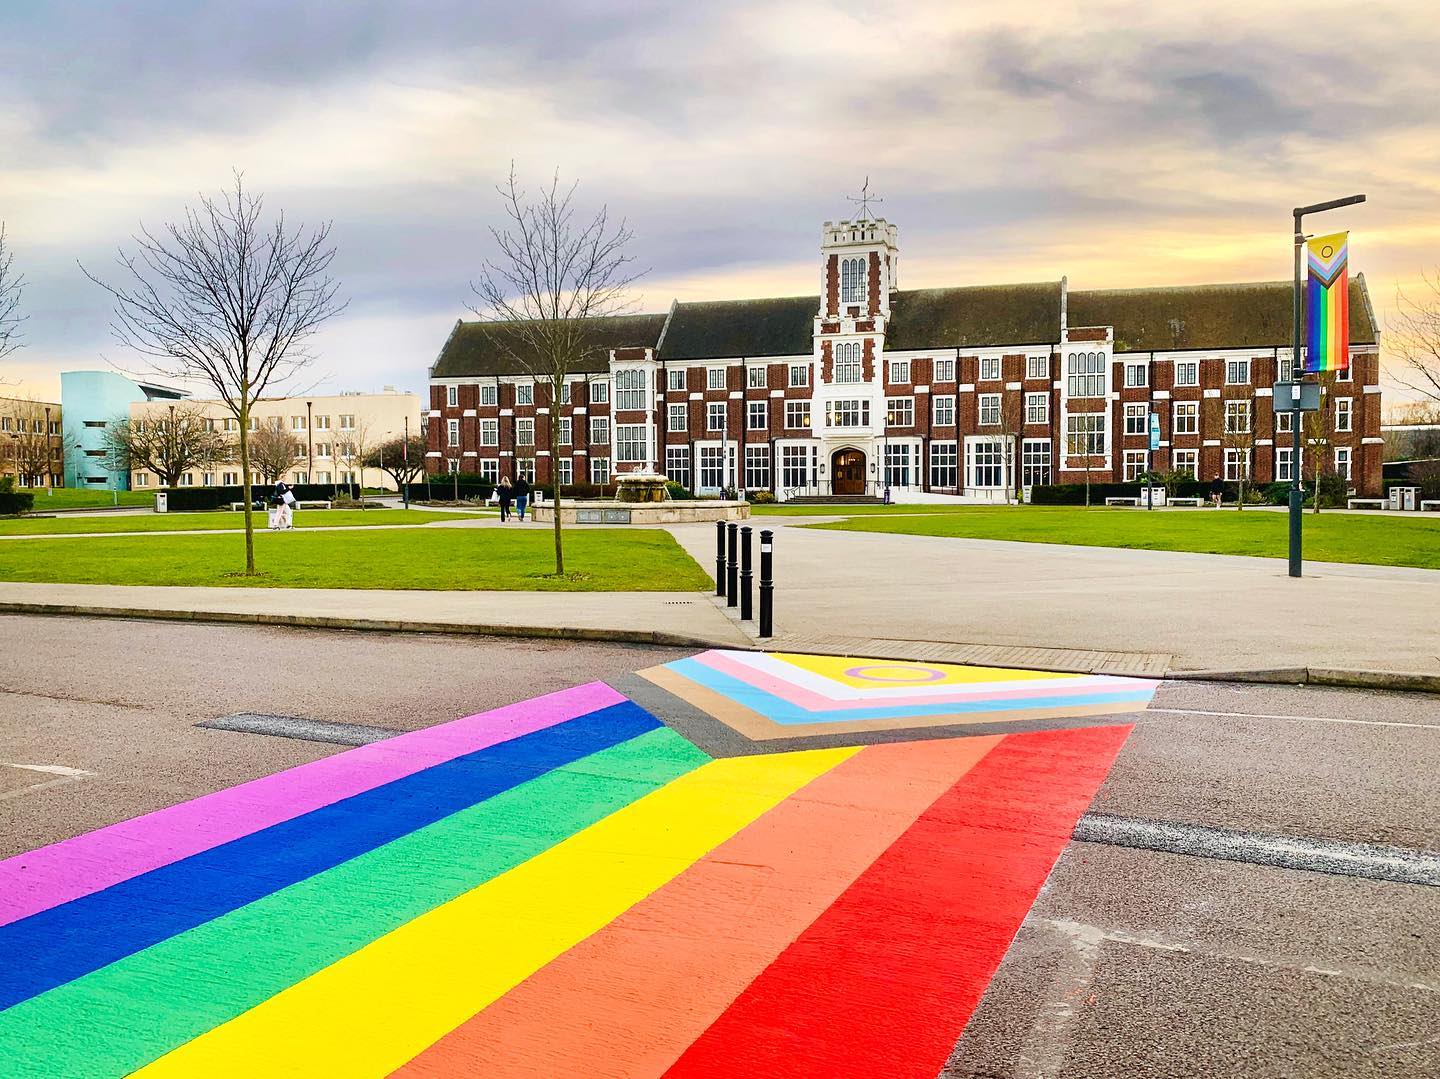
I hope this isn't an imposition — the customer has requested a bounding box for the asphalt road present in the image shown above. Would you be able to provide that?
[2,614,1437,1077]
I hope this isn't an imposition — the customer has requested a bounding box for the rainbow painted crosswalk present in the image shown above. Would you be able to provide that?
[0,667,1137,1078]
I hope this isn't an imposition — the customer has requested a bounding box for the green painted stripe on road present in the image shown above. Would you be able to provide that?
[0,727,708,1079]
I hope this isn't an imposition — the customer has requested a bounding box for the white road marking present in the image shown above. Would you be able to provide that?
[2,762,94,777]
[1146,707,1440,732]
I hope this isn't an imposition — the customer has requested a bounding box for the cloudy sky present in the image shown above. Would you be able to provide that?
[2,0,1437,400]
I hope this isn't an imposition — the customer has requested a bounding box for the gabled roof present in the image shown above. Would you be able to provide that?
[887,283,1063,350]
[657,296,818,361]
[429,313,668,378]
[1068,277,1378,352]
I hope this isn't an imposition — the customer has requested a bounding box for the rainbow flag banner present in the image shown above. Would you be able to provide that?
[1305,230,1350,372]
[0,659,1139,1079]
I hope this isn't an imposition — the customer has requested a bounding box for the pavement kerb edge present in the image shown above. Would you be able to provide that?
[0,601,738,652]
[1170,666,1440,695]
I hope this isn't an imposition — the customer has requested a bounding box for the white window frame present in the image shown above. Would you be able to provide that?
[840,256,867,305]
[1225,359,1251,386]
[1334,446,1352,480]
[1066,352,1106,398]
[964,436,1007,489]
[1124,362,1148,388]
[1124,403,1148,436]
[932,395,956,427]
[1172,448,1198,479]
[516,382,534,406]
[480,419,498,447]
[480,383,498,406]
[668,368,686,391]
[446,385,458,408]
[1224,400,1251,435]
[1334,397,1353,433]
[515,417,535,447]
[707,367,727,391]
[748,366,767,389]
[665,446,691,488]
[446,419,460,447]
[1173,401,1199,436]
[979,356,1001,382]
[744,444,770,491]
[789,364,809,388]
[929,441,958,489]
[615,369,647,411]
[1275,446,1299,483]
[1123,449,1147,481]
[1026,355,1049,380]
[888,360,910,385]
[978,393,1001,426]
[589,416,610,445]
[784,400,811,429]
[935,358,956,383]
[589,380,609,405]
[1025,392,1048,425]
[834,341,863,384]
[707,402,727,432]
[1021,439,1052,488]
[1174,361,1199,387]
[590,457,611,484]
[747,401,768,431]
[886,397,914,428]
[615,424,647,464]
[667,403,687,432]
[1224,448,1250,481]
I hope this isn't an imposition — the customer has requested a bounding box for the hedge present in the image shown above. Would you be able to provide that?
[160,483,362,512]
[0,479,34,516]
[1029,480,1223,505]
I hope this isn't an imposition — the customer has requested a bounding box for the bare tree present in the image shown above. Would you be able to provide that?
[103,403,232,487]
[1000,388,1026,503]
[1062,413,1102,507]
[469,166,643,575]
[1214,395,1257,509]
[336,415,372,495]
[363,433,427,490]
[0,224,25,363]
[247,417,305,483]
[1391,272,1440,404]
[84,174,343,574]
[1303,371,1341,515]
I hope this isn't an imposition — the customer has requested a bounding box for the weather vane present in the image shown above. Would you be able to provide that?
[846,177,882,221]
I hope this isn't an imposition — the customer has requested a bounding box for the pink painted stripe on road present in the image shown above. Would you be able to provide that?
[0,682,624,928]
[695,651,1153,713]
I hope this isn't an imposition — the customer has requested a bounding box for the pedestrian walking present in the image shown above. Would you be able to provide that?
[1208,473,1224,509]
[497,476,513,522]
[513,475,531,522]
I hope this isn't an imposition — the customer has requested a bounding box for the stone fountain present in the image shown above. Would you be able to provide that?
[531,470,749,525]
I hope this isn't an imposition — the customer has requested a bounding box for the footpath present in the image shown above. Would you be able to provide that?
[2,515,1437,687]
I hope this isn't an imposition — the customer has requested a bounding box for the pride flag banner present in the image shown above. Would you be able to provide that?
[1305,231,1350,372]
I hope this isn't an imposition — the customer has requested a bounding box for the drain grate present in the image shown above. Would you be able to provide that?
[1075,812,1440,888]
[198,714,400,747]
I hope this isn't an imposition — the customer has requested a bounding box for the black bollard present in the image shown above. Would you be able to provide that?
[740,526,753,620]
[758,528,774,638]
[715,520,726,598]
[726,522,739,607]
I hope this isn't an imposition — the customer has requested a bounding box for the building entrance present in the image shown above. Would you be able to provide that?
[831,448,866,496]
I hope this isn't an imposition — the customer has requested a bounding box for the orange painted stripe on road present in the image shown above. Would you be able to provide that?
[392,735,1003,1079]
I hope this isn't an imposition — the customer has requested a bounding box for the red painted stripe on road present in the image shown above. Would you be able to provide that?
[663,724,1133,1079]
[391,736,1001,1079]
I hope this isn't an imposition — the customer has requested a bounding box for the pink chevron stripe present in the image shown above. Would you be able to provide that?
[695,651,1153,714]
[0,682,624,928]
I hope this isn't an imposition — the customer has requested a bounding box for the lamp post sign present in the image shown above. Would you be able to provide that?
[1146,412,1160,509]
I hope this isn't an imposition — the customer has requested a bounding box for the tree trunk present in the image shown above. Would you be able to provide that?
[551,380,564,576]
[238,399,256,574]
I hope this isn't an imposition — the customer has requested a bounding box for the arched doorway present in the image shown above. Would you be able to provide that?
[831,448,866,496]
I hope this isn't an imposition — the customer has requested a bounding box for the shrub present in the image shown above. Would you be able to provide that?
[1315,472,1348,509]
[0,477,35,516]
[748,489,776,504]
[666,481,694,501]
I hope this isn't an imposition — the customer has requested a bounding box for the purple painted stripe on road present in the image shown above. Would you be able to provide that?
[0,682,623,928]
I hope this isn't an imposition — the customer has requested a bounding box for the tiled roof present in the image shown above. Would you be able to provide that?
[657,296,819,361]
[887,284,1063,350]
[429,313,668,378]
[1068,276,1378,352]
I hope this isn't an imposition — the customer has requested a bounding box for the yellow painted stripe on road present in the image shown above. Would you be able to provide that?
[136,746,857,1079]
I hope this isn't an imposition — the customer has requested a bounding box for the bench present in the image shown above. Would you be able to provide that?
[1104,496,1140,507]
[295,500,331,510]
[228,501,265,511]
[1422,500,1440,512]
[1346,498,1386,510]
[1168,497,1204,507]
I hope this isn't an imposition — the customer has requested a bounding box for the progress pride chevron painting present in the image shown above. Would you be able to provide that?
[0,667,1137,1078]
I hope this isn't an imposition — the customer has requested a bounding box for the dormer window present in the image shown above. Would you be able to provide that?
[840,257,867,305]
[834,341,863,384]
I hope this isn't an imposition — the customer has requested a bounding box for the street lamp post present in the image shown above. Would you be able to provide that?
[402,415,411,510]
[1288,194,1365,579]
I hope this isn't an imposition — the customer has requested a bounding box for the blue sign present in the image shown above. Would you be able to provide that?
[1148,412,1161,452]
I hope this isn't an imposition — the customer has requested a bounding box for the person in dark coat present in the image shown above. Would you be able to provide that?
[497,476,513,522]
[513,475,532,522]
[1208,474,1225,508]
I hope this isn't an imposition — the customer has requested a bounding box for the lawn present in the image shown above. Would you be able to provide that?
[0,510,476,536]
[808,506,1440,570]
[0,526,711,591]
[13,489,154,510]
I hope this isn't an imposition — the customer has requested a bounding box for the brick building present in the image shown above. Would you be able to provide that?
[426,214,1383,500]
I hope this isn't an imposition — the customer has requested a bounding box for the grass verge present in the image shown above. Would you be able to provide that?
[0,527,711,591]
[808,506,1440,570]
[0,510,475,536]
